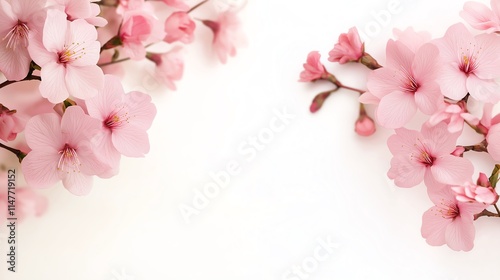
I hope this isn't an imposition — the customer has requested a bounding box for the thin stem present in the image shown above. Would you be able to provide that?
[475,209,500,219]
[323,74,365,94]
[495,204,500,216]
[0,143,26,163]
[188,0,209,13]
[459,140,488,153]
[0,75,41,90]
[98,57,130,67]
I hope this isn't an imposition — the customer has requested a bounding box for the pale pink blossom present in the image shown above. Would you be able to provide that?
[328,27,364,64]
[428,102,479,133]
[147,47,184,90]
[299,51,328,82]
[486,123,500,160]
[355,114,376,137]
[393,27,432,53]
[117,0,145,14]
[85,75,156,177]
[21,106,109,195]
[422,185,487,251]
[28,9,104,103]
[0,104,25,142]
[0,0,47,81]
[164,12,196,44]
[452,173,499,205]
[387,122,474,188]
[367,41,443,128]
[54,0,108,27]
[203,10,246,64]
[433,23,500,102]
[0,171,48,222]
[162,0,189,10]
[460,0,500,32]
[120,11,157,60]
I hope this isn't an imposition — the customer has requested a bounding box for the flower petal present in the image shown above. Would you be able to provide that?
[24,113,63,150]
[431,155,474,185]
[65,64,104,99]
[43,9,67,52]
[21,150,61,189]
[445,216,475,251]
[60,106,101,148]
[62,172,93,196]
[112,125,150,157]
[376,91,417,129]
[422,206,452,246]
[40,62,70,103]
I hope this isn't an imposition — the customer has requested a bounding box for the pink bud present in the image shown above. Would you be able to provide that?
[477,172,491,188]
[355,115,376,137]
[451,146,466,156]
[328,27,364,64]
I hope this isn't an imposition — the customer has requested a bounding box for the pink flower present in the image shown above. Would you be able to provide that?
[433,23,500,102]
[21,106,109,195]
[0,171,48,222]
[28,9,104,103]
[117,0,145,14]
[299,51,328,82]
[0,104,24,142]
[355,114,376,137]
[452,174,499,205]
[422,185,487,251]
[328,27,364,64]
[120,11,157,60]
[393,27,432,53]
[164,12,196,44]
[162,0,189,10]
[203,10,246,64]
[460,0,500,32]
[147,47,184,90]
[85,75,156,177]
[54,0,108,27]
[428,102,479,133]
[367,41,443,128]
[486,123,500,161]
[0,0,47,81]
[387,122,474,188]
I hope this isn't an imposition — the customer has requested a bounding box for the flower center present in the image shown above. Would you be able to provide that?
[398,67,419,94]
[436,199,460,220]
[58,42,86,64]
[2,21,29,50]
[419,151,435,166]
[458,44,480,75]
[104,105,130,130]
[57,144,81,173]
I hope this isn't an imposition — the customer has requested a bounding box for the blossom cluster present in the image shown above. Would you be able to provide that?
[300,0,500,251]
[0,0,246,221]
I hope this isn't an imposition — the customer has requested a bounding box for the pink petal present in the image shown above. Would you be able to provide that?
[436,63,468,101]
[91,129,121,178]
[66,20,100,66]
[24,113,63,150]
[414,82,442,115]
[487,124,500,161]
[386,40,414,71]
[27,34,58,67]
[431,155,474,185]
[387,155,426,188]
[124,91,156,129]
[422,206,452,246]
[11,0,47,21]
[43,9,68,52]
[76,140,112,176]
[40,62,70,103]
[459,201,488,216]
[62,172,93,196]
[86,74,125,121]
[60,106,101,147]
[358,91,380,105]
[460,2,496,30]
[424,169,446,190]
[0,42,31,81]
[412,43,440,82]
[367,68,403,99]
[393,27,432,53]
[21,150,61,189]
[473,33,500,80]
[387,127,421,155]
[466,74,500,103]
[421,122,459,154]
[112,125,150,157]
[445,217,475,251]
[376,91,417,128]
[65,64,104,100]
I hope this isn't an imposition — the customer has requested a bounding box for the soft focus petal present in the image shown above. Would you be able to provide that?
[376,91,417,128]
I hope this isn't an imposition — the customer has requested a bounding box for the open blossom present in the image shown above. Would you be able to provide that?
[203,10,246,64]
[366,41,443,128]
[21,106,109,195]
[433,23,500,102]
[387,122,474,188]
[85,75,156,177]
[28,9,104,103]
[328,27,364,64]
[299,51,328,82]
[147,46,184,90]
[0,0,46,81]
[452,173,499,205]
[428,102,479,133]
[0,104,24,142]
[422,185,487,251]
[164,12,196,44]
[54,0,108,27]
[461,0,500,32]
[120,11,158,60]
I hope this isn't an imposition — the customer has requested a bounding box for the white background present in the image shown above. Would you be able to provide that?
[2,0,500,279]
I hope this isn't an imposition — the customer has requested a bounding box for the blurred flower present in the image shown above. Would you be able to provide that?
[299,51,328,82]
[0,104,24,142]
[328,27,364,64]
[460,0,500,32]
[147,47,184,90]
[164,12,196,44]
